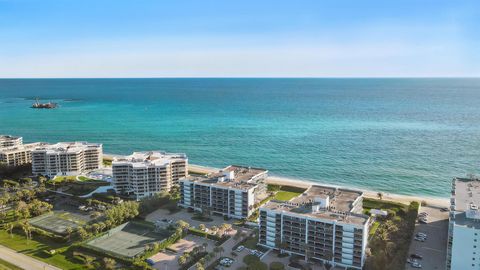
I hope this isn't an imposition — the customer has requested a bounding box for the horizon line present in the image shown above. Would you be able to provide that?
[0,76,479,80]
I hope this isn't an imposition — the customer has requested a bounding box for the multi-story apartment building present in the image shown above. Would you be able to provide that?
[31,142,102,177]
[178,165,268,219]
[258,185,370,269]
[0,142,47,166]
[112,151,188,200]
[446,177,480,270]
[0,135,23,148]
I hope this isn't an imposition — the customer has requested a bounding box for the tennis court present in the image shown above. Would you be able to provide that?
[29,210,91,235]
[86,221,168,258]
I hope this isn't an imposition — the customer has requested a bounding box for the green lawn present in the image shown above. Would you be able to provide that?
[0,258,23,270]
[77,176,97,182]
[273,191,301,201]
[52,175,77,183]
[369,221,380,237]
[0,230,85,270]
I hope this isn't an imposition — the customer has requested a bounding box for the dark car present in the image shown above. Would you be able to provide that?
[440,207,449,212]
[410,254,423,259]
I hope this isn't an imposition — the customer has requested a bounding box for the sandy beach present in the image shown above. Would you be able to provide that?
[104,156,449,208]
[189,164,450,208]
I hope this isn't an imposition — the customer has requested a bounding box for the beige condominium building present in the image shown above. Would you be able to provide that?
[258,185,370,269]
[112,151,188,200]
[178,165,269,219]
[0,142,48,166]
[0,135,23,148]
[446,177,480,270]
[31,142,103,177]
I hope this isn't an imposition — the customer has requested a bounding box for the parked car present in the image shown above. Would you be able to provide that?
[416,233,427,239]
[411,261,422,268]
[414,236,426,242]
[145,259,155,266]
[410,254,423,259]
[440,207,449,212]
[236,245,245,252]
[418,218,428,224]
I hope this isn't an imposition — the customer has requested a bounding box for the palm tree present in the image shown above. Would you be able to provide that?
[65,227,73,241]
[6,223,14,238]
[102,257,116,270]
[21,221,31,243]
[178,255,187,266]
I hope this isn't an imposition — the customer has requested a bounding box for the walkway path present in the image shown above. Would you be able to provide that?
[0,245,61,270]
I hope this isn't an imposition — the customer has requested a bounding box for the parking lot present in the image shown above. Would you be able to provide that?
[406,206,449,270]
[146,208,227,228]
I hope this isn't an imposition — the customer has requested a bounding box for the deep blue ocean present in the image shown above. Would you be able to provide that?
[1,78,479,197]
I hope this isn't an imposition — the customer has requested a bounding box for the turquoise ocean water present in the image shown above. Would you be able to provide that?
[1,78,480,197]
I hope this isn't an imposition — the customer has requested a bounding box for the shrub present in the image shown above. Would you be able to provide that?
[243,254,259,265]
[269,261,285,270]
[248,261,267,270]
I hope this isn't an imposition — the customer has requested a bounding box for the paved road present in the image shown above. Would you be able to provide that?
[0,245,61,270]
[406,206,449,270]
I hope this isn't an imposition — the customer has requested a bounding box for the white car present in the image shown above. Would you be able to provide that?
[236,245,245,252]
[411,262,422,268]
[414,237,426,242]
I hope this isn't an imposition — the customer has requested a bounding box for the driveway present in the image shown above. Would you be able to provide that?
[406,206,449,270]
[0,245,61,270]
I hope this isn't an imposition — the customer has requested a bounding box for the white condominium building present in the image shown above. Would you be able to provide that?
[179,165,268,219]
[258,186,370,269]
[0,135,23,148]
[0,142,48,166]
[447,177,480,270]
[112,151,188,200]
[31,142,103,177]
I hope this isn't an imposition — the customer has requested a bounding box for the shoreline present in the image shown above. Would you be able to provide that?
[188,164,450,208]
[104,155,450,208]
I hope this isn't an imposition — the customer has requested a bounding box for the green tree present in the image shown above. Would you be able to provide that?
[5,223,14,238]
[178,255,187,266]
[102,257,116,270]
[65,227,73,241]
[76,227,89,240]
[195,262,204,270]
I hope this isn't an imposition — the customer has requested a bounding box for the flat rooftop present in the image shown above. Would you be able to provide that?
[261,185,368,225]
[33,142,102,154]
[0,135,21,141]
[0,142,48,153]
[113,151,187,168]
[452,177,480,229]
[181,165,268,190]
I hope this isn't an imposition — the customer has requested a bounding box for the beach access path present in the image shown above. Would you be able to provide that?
[188,164,449,208]
[0,244,61,270]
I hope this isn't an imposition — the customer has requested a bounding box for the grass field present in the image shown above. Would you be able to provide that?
[0,258,23,270]
[273,190,301,201]
[52,176,77,183]
[0,230,84,270]
[77,176,97,182]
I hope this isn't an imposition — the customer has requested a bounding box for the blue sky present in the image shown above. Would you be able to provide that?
[0,0,479,77]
